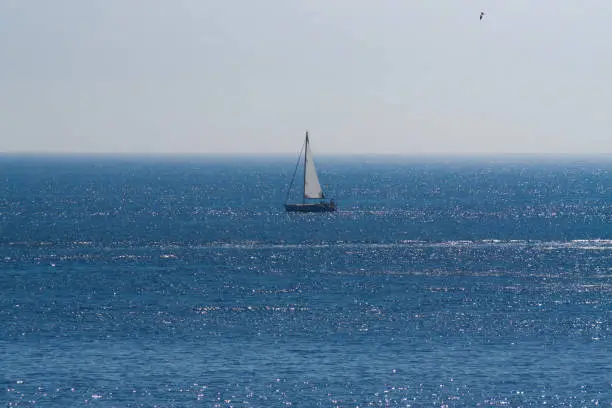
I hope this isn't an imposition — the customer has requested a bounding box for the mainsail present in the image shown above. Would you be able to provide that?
[304,136,324,199]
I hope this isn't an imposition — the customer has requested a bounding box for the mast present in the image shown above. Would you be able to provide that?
[303,131,308,203]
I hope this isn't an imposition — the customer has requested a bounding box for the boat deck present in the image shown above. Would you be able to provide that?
[284,202,336,213]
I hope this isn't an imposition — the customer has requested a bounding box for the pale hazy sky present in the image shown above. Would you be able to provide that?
[1,0,611,155]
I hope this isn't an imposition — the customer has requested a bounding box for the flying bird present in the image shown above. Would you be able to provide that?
[480,11,485,21]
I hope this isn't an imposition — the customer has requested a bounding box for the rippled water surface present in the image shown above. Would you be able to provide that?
[1,155,610,407]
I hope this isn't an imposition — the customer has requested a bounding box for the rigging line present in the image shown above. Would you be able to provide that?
[285,138,306,204]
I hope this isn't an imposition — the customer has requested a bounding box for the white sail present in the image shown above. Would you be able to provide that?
[304,137,324,199]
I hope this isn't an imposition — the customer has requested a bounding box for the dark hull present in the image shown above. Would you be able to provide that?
[284,202,337,213]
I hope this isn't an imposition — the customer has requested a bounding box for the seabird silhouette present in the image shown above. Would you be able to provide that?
[480,12,485,21]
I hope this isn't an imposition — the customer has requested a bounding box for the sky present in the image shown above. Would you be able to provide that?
[1,0,611,155]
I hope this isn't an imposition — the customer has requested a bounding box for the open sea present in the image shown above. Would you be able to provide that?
[1,154,610,407]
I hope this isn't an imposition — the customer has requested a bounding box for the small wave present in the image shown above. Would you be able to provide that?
[187,239,612,251]
[193,305,309,314]
[160,254,177,259]
[3,239,611,253]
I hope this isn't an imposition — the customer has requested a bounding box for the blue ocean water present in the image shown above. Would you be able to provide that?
[1,155,610,407]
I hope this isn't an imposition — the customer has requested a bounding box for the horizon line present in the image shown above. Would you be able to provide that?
[1,151,611,158]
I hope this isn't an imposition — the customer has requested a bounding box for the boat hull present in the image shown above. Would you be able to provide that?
[284,202,337,213]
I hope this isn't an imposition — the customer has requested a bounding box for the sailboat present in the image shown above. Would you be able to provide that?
[284,131,337,213]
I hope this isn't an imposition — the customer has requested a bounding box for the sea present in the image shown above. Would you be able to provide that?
[1,154,610,407]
